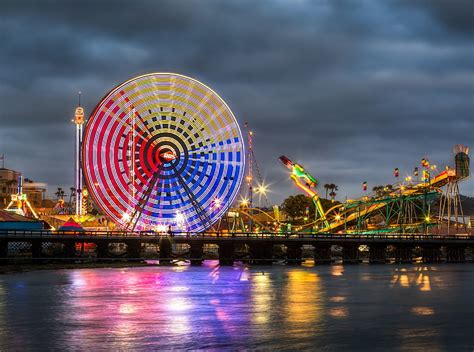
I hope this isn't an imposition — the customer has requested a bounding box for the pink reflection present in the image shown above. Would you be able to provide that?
[60,266,253,348]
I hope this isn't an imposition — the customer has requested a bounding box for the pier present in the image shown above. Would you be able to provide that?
[1,230,473,265]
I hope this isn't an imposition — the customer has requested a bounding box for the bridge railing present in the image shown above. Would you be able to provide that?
[0,230,473,241]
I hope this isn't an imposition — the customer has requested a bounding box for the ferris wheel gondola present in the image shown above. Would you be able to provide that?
[83,73,245,232]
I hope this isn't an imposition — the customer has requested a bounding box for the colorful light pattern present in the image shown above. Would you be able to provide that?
[83,73,245,232]
[279,155,329,228]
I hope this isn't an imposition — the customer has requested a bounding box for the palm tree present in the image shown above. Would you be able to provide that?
[329,184,338,197]
[69,187,76,212]
[55,187,65,201]
[69,187,76,203]
[324,184,331,198]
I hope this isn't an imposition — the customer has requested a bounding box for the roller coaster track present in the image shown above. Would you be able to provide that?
[321,169,456,232]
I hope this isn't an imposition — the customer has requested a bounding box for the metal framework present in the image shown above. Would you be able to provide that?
[280,147,470,235]
[73,92,85,217]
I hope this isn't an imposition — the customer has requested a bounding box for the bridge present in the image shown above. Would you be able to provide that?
[1,230,473,265]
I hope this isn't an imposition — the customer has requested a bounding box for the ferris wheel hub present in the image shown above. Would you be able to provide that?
[158,147,177,163]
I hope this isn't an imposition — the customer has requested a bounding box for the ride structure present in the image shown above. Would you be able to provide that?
[5,176,39,219]
[280,146,470,235]
[279,155,329,228]
[82,73,245,233]
[235,123,271,232]
[73,92,85,217]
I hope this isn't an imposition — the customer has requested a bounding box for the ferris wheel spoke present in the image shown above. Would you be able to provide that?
[174,172,213,230]
[187,158,242,167]
[128,166,163,231]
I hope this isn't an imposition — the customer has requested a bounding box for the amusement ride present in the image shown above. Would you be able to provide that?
[82,73,245,232]
[275,147,470,235]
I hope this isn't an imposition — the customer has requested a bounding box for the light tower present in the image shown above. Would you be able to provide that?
[73,92,85,217]
[244,122,254,231]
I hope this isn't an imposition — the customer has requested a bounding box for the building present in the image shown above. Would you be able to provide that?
[0,168,21,207]
[0,168,47,209]
[23,179,47,208]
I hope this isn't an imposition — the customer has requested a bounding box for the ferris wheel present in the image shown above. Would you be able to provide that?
[83,73,245,232]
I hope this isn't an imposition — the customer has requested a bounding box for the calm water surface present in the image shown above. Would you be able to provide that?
[0,262,473,351]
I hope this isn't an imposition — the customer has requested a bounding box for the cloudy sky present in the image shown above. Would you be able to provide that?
[0,0,473,204]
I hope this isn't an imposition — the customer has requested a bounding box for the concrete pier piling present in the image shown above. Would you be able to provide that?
[421,245,442,263]
[369,244,387,264]
[249,243,273,265]
[190,243,204,266]
[314,244,332,264]
[218,243,234,265]
[446,246,466,263]
[342,245,360,264]
[286,244,303,265]
[394,245,414,263]
[159,238,173,264]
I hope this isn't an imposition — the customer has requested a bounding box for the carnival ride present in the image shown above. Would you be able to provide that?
[5,176,39,219]
[82,73,245,232]
[279,155,329,228]
[280,145,470,235]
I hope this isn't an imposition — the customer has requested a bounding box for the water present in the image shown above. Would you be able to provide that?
[0,262,473,351]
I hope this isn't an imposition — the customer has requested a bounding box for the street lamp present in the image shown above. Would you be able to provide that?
[240,197,249,207]
[255,184,268,195]
[255,183,269,207]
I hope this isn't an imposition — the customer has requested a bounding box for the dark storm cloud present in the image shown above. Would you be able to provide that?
[400,0,474,35]
[0,0,472,202]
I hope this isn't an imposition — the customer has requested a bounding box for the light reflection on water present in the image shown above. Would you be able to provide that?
[0,263,473,350]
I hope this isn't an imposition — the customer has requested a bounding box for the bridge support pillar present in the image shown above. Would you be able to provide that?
[96,242,109,260]
[286,244,302,265]
[342,245,359,264]
[446,246,466,263]
[126,241,142,260]
[394,245,413,263]
[190,243,204,266]
[314,244,332,264]
[63,242,77,259]
[31,240,43,259]
[249,243,273,265]
[218,243,234,266]
[369,245,387,264]
[421,245,442,263]
[159,238,173,265]
[0,241,8,265]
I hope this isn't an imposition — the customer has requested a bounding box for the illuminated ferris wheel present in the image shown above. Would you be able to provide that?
[83,73,245,232]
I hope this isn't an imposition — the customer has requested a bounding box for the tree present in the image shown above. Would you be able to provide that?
[281,194,314,220]
[282,194,342,224]
[373,185,393,197]
[55,187,65,201]
[68,187,76,213]
[324,184,330,198]
[324,184,338,201]
[319,197,340,212]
